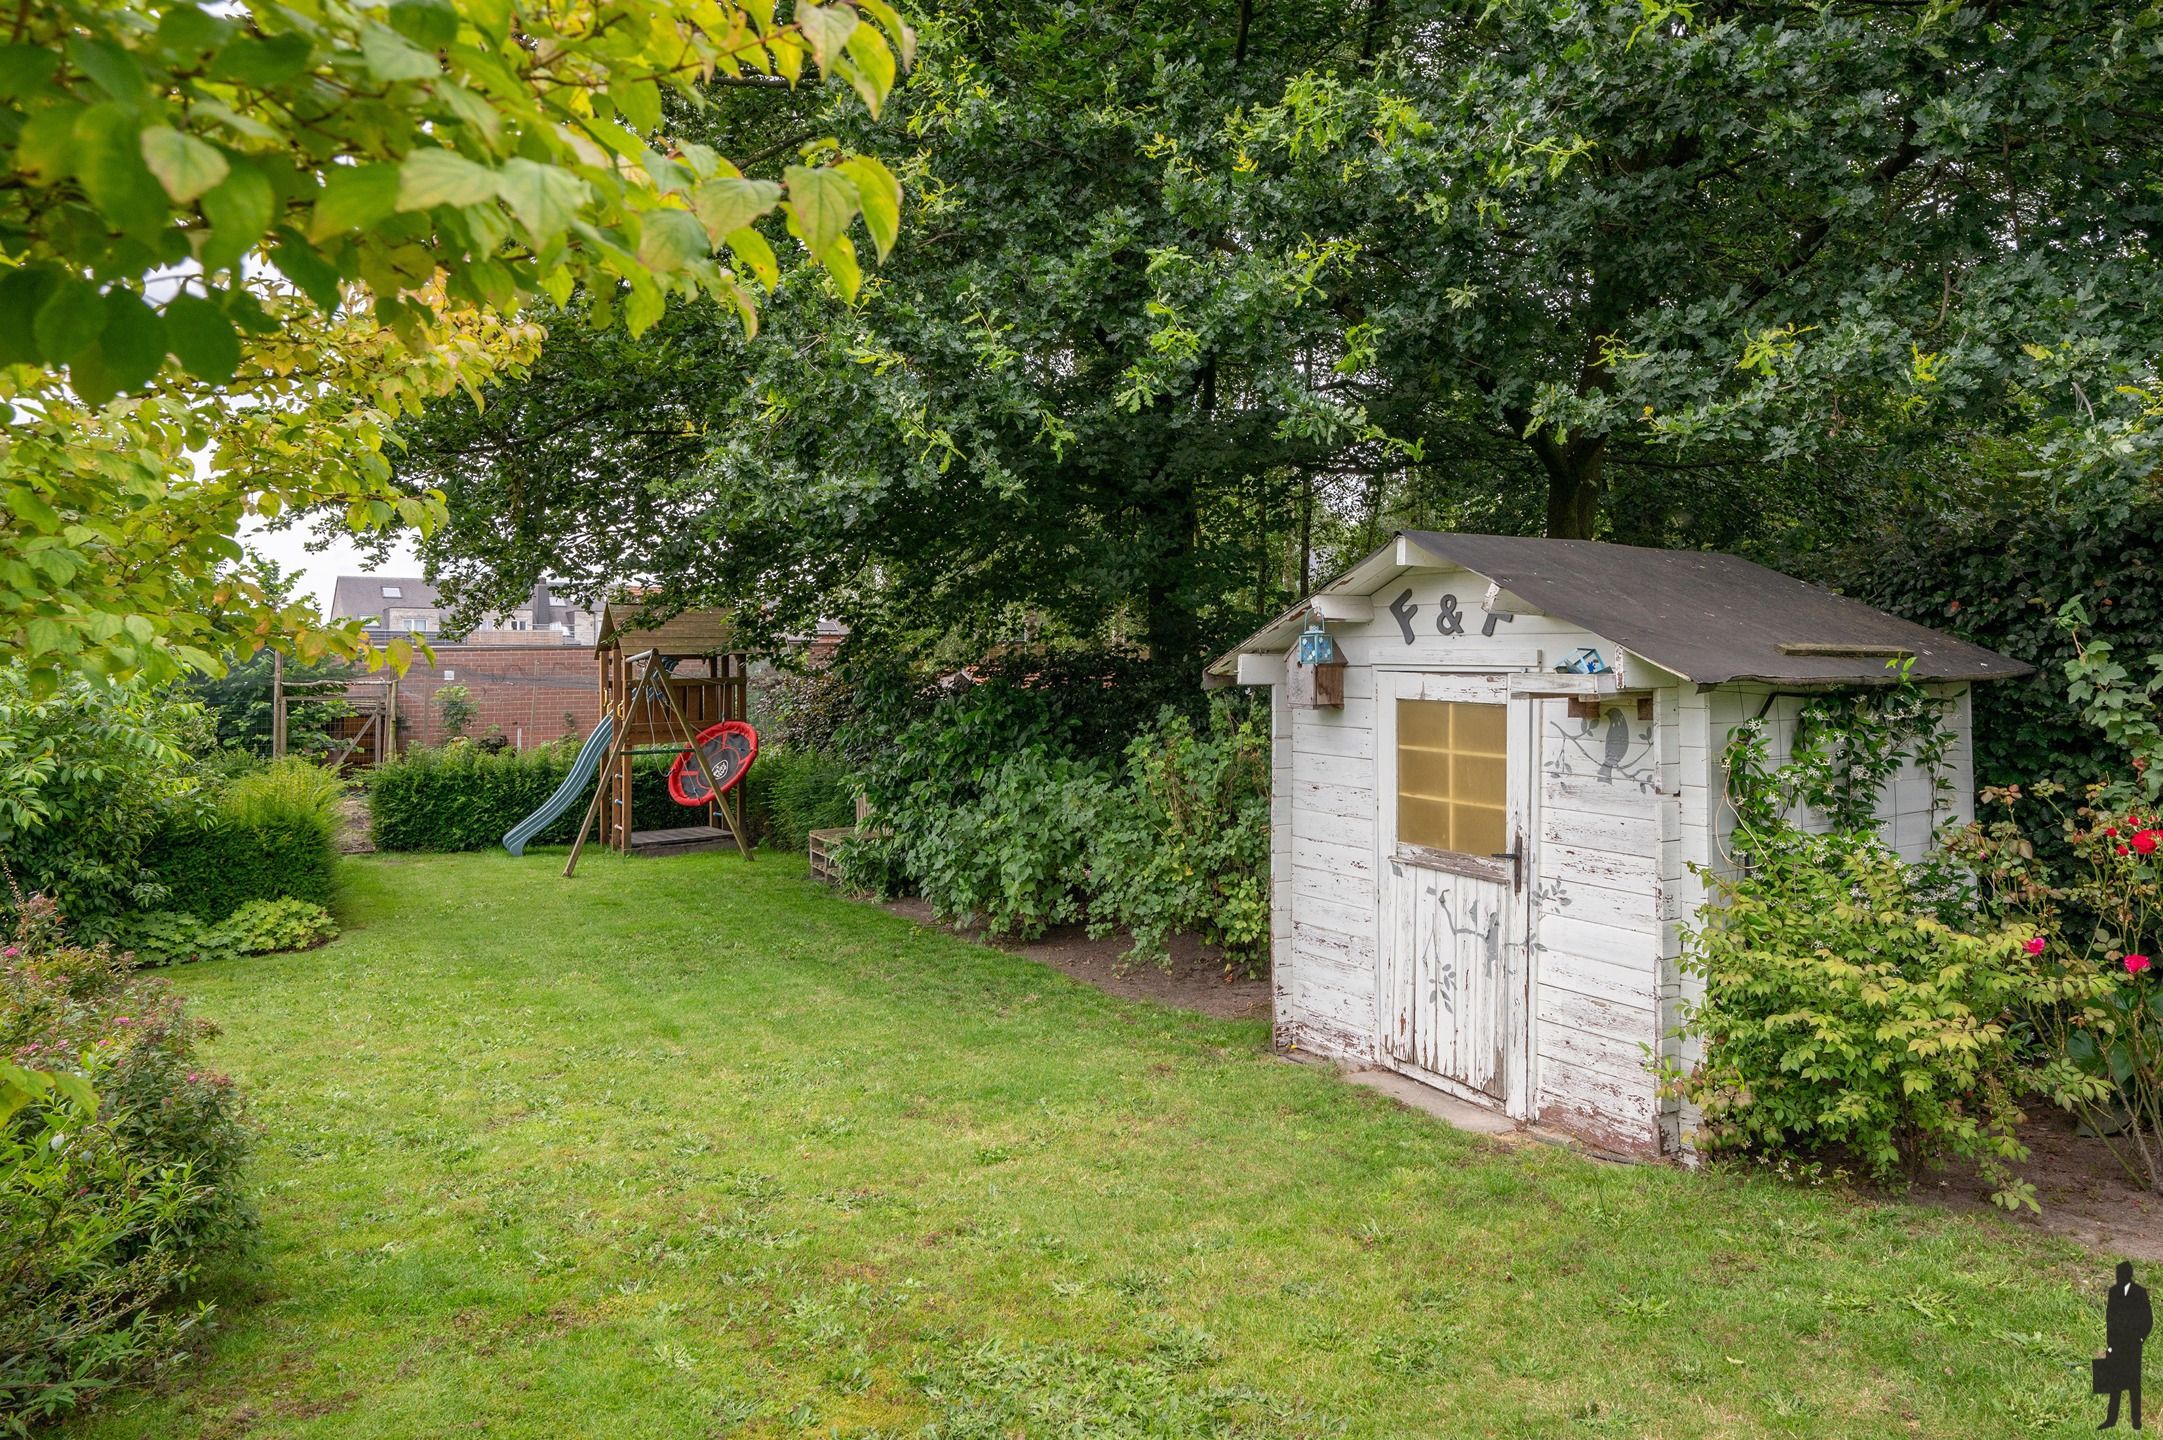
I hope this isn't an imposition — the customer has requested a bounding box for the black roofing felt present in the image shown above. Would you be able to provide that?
[1393,532,2030,686]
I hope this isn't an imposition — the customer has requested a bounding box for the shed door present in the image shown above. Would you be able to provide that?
[1377,672,1532,1108]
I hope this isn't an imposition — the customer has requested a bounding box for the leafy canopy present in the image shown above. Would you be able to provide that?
[1,0,913,692]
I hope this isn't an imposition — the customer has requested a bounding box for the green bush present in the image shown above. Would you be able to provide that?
[219,758,343,839]
[1087,704,1272,972]
[365,742,687,852]
[848,695,1271,966]
[105,898,340,968]
[745,748,858,852]
[1662,693,2089,1208]
[140,814,336,923]
[1,896,252,1431]
[0,670,214,923]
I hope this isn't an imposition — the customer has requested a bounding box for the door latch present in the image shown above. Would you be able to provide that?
[1490,834,1523,892]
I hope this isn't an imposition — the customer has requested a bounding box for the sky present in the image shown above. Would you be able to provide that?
[242,518,419,619]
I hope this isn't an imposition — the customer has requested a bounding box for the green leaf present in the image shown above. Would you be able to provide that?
[818,231,861,301]
[497,158,586,243]
[0,43,61,100]
[623,274,665,336]
[33,276,106,362]
[67,35,147,103]
[198,159,275,273]
[139,125,230,204]
[208,33,313,86]
[837,156,900,261]
[609,77,662,135]
[74,103,170,237]
[796,3,859,71]
[691,177,782,245]
[854,0,915,69]
[783,164,859,258]
[72,287,166,400]
[310,162,402,240]
[150,6,234,62]
[397,149,498,210]
[0,266,61,366]
[270,228,342,312]
[388,0,461,49]
[360,23,440,82]
[725,226,778,289]
[840,25,897,117]
[15,101,82,182]
[637,208,710,273]
[164,292,241,383]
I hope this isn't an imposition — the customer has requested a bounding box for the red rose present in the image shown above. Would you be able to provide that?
[2127,954,2153,976]
[2135,830,2160,856]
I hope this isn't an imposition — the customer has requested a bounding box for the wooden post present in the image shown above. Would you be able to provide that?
[271,650,286,759]
[564,651,649,878]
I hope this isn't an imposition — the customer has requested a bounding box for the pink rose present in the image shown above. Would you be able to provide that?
[2128,954,2154,976]
[2024,936,2047,956]
[1,946,16,958]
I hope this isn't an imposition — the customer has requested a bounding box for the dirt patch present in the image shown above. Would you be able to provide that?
[1922,1104,2163,1260]
[881,898,1270,1022]
[333,794,374,855]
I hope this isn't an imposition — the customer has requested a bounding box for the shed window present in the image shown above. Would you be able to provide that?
[1396,700,1507,857]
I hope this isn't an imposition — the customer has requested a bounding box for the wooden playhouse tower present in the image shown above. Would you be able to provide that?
[574,602,753,866]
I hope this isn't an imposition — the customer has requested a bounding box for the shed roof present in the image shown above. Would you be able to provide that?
[1206,532,2029,688]
[594,602,735,657]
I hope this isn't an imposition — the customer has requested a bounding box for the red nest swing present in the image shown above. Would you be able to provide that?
[666,720,759,807]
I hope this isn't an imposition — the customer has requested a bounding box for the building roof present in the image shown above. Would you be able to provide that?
[1206,532,2030,688]
[329,575,440,621]
[595,601,736,656]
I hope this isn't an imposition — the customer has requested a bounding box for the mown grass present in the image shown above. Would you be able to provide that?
[71,850,2111,1438]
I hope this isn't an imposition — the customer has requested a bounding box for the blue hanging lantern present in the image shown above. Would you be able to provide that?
[1296,617,1339,666]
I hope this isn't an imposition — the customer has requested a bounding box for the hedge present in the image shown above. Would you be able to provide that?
[141,816,337,921]
[365,743,856,853]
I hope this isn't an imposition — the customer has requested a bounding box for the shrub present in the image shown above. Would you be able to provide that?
[1956,784,2163,1194]
[1,896,251,1431]
[1087,702,1272,973]
[435,683,477,740]
[746,748,858,852]
[849,693,1272,964]
[365,743,686,852]
[218,758,343,840]
[0,670,213,923]
[1662,688,2089,1208]
[139,812,336,923]
[103,898,339,969]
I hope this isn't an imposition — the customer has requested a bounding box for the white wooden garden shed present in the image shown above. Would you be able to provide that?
[1204,532,2028,1157]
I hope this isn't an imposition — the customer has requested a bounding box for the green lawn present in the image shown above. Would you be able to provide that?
[71,850,2107,1438]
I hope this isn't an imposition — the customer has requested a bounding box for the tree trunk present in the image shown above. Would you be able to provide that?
[1532,430,1607,539]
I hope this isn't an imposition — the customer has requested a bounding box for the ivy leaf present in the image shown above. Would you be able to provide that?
[783,164,859,259]
[139,125,230,204]
[164,293,241,384]
[397,149,498,210]
[837,156,900,261]
[74,103,169,237]
[691,177,782,245]
[311,162,403,240]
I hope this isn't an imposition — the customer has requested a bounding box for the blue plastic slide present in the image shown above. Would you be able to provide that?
[502,716,614,856]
